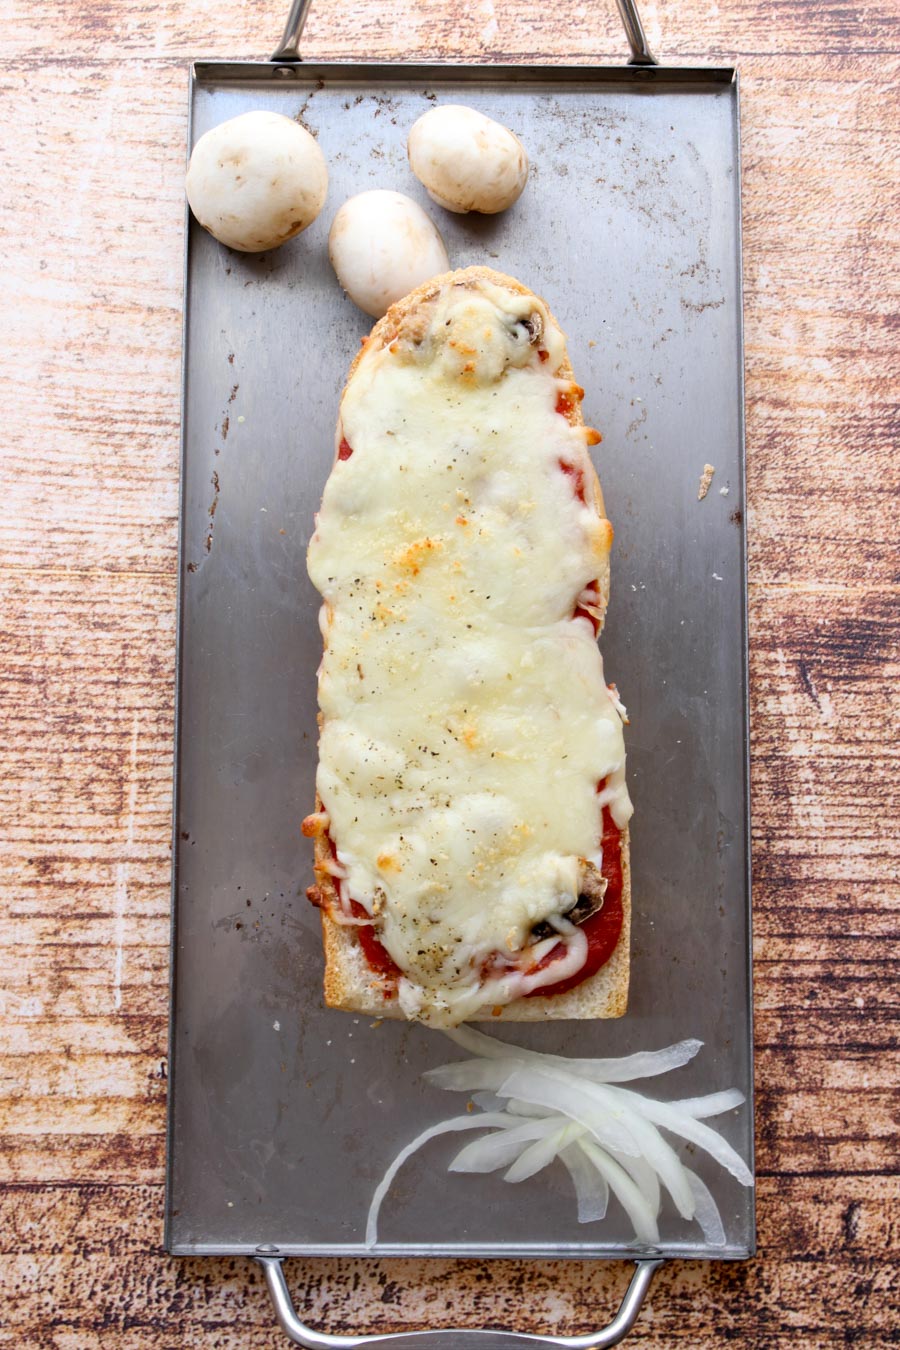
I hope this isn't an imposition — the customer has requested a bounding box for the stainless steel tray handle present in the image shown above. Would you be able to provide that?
[273,0,315,61]
[613,0,657,65]
[257,1257,664,1350]
[272,0,657,65]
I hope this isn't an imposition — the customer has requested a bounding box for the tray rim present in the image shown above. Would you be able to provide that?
[169,1241,754,1260]
[191,58,737,86]
[165,60,754,1265]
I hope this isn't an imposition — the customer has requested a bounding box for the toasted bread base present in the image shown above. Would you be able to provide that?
[318,830,630,1021]
[310,266,629,1023]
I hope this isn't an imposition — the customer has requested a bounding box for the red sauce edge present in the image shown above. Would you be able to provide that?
[558,457,586,503]
[316,833,401,983]
[523,803,623,998]
[315,793,623,999]
[348,898,402,979]
[338,437,354,461]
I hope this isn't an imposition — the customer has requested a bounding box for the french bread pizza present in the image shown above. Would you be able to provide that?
[304,267,632,1027]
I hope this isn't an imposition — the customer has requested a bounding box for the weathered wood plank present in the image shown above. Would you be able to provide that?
[0,1179,897,1348]
[2,0,898,1338]
[2,1175,894,1258]
[1,0,898,62]
[0,58,184,578]
[0,1137,164,1188]
[741,56,900,589]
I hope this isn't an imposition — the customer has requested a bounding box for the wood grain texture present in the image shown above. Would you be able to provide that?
[2,0,898,60]
[1,0,898,1343]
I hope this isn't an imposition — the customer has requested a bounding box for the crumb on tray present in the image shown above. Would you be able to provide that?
[698,463,715,500]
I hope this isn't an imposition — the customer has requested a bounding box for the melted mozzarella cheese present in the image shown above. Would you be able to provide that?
[308,277,632,1025]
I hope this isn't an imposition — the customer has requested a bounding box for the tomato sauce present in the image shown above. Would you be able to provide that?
[348,898,402,980]
[524,803,623,998]
[316,830,401,984]
[315,790,623,1001]
[558,457,586,503]
[338,437,354,461]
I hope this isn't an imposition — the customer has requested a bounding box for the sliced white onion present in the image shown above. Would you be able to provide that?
[424,1056,523,1093]
[579,1140,660,1245]
[443,1026,703,1082]
[668,1089,746,1119]
[684,1169,726,1247]
[498,1066,642,1157]
[365,1111,513,1248]
[449,1117,560,1174]
[611,1089,753,1186]
[605,1111,693,1219]
[561,1141,609,1223]
[504,1124,579,1184]
[442,1025,544,1061]
[506,1098,557,1119]
[567,1041,703,1083]
[607,1147,662,1221]
[471,1090,506,1113]
[367,1029,751,1249]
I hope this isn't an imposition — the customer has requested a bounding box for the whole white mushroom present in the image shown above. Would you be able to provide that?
[328,190,450,318]
[407,105,529,215]
[185,110,328,253]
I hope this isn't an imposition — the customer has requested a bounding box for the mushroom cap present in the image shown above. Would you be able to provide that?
[186,110,328,253]
[408,105,529,215]
[328,189,450,318]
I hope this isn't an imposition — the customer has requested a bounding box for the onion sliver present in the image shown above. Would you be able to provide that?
[369,1029,750,1248]
[579,1140,660,1245]
[608,1148,662,1221]
[504,1124,580,1184]
[365,1112,514,1248]
[668,1089,746,1119]
[604,1110,694,1219]
[506,1098,558,1119]
[561,1142,610,1223]
[445,1026,703,1082]
[513,1069,692,1215]
[498,1066,643,1157]
[443,1026,538,1060]
[471,1090,505,1113]
[424,1056,525,1093]
[449,1118,561,1174]
[684,1169,727,1247]
[611,1089,753,1186]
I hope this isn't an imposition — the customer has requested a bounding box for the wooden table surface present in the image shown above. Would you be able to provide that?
[3,0,898,1345]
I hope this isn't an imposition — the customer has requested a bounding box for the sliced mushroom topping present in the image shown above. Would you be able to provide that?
[575,859,608,915]
[520,312,543,345]
[529,861,608,942]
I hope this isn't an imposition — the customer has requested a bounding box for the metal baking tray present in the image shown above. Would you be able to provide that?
[167,1,753,1342]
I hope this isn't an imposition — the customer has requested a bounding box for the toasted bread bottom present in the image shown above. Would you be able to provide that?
[318,829,630,1021]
